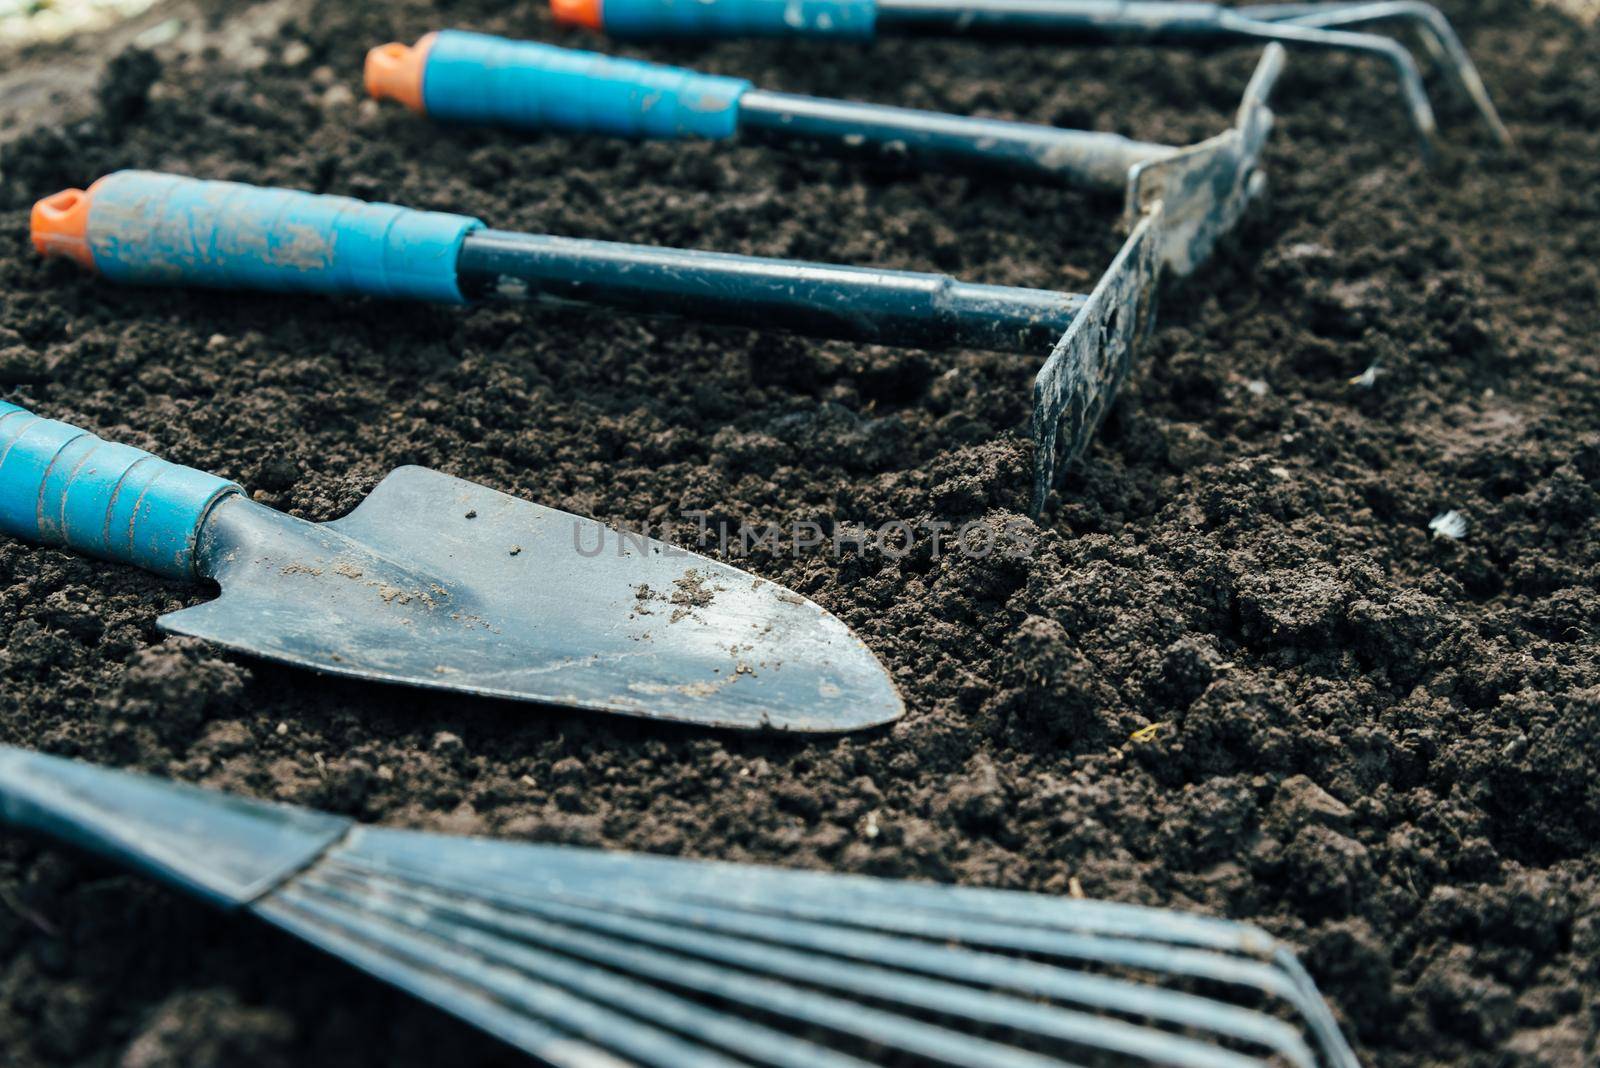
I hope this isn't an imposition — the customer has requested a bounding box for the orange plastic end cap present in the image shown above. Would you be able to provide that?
[364,32,436,113]
[551,0,603,30]
[31,186,96,271]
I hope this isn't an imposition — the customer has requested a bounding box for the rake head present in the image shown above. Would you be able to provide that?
[0,747,1363,1067]
[1029,44,1281,513]
[268,827,1365,1068]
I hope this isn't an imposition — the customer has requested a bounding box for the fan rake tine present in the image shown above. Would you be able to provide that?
[1272,950,1364,1068]
[710,898,1338,1044]
[266,880,773,1068]
[256,890,645,1068]
[528,888,1318,1068]
[316,833,1362,1064]
[354,848,1312,1065]
[355,840,1268,955]
[308,860,1079,1068]
[351,840,1327,1021]
[335,854,1286,1068]
[296,867,880,1068]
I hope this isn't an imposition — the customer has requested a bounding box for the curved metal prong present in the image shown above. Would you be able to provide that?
[1218,12,1439,157]
[1243,1,1513,146]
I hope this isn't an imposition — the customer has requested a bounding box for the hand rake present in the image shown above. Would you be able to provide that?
[548,0,1512,153]
[0,746,1363,1067]
[34,45,1282,513]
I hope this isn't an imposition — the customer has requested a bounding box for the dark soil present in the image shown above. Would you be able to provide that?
[1,0,1597,1064]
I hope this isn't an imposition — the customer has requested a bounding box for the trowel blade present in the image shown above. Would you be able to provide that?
[159,467,903,732]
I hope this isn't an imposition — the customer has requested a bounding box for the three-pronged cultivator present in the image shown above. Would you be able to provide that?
[546,0,1512,153]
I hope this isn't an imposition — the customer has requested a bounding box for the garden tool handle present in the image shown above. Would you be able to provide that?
[31,170,484,304]
[0,402,240,580]
[34,171,1082,353]
[365,31,751,138]
[364,32,1172,190]
[551,0,1233,39]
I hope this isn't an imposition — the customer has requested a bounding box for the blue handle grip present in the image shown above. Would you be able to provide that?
[422,30,750,139]
[85,171,483,304]
[596,0,878,38]
[0,402,240,580]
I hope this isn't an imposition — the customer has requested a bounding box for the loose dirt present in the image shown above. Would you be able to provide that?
[0,0,1596,1064]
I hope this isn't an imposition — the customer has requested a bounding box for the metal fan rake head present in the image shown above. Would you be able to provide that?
[1,747,1362,1067]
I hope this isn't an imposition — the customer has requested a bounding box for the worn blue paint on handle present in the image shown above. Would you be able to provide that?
[86,171,484,304]
[0,402,239,579]
[599,0,878,38]
[422,30,750,139]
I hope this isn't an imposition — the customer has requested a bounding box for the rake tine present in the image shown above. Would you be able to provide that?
[672,898,1320,1021]
[258,890,652,1068]
[288,869,874,1068]
[364,873,1271,1068]
[347,844,1312,1061]
[1243,1,1513,146]
[306,864,1080,1068]
[734,900,1362,1068]
[577,895,1315,1067]
[488,878,1316,1067]
[355,837,1271,955]
[416,850,1286,959]
[1273,950,1364,1068]
[328,844,1363,1068]
[4,752,1363,1068]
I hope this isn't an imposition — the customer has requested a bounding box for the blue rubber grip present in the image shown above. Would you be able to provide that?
[85,171,484,305]
[0,402,240,580]
[422,30,750,139]
[599,0,878,38]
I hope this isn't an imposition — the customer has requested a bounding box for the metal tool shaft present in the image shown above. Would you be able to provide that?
[736,89,1174,190]
[875,0,1236,36]
[457,229,1085,353]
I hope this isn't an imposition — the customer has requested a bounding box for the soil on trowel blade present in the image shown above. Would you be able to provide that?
[1,0,1597,1065]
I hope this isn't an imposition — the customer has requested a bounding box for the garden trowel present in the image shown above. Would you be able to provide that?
[0,402,902,732]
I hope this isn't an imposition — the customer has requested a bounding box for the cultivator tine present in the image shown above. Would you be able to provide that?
[1217,17,1438,153]
[1242,1,1513,146]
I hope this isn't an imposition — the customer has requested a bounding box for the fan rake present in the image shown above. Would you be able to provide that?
[1,747,1361,1067]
